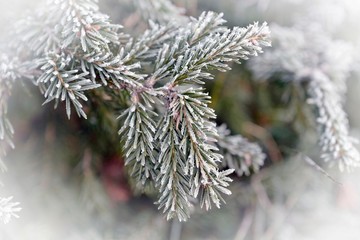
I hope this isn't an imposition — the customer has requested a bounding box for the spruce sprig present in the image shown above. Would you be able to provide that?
[3,0,271,221]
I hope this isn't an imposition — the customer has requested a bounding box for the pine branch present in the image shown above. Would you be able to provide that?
[184,11,227,45]
[78,50,145,88]
[6,0,272,222]
[16,0,121,55]
[171,22,271,86]
[216,124,266,177]
[307,71,360,171]
[155,113,192,221]
[15,0,122,56]
[14,0,143,118]
[118,95,158,186]
[155,87,233,220]
[175,89,234,210]
[147,11,228,82]
[59,0,121,53]
[14,12,61,55]
[122,21,178,63]
[249,24,359,171]
[147,16,270,86]
[36,52,100,119]
[116,12,270,220]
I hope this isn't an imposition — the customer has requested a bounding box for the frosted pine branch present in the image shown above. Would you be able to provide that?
[249,25,353,93]
[155,88,234,220]
[144,13,270,86]
[36,52,101,119]
[122,22,178,63]
[117,11,269,221]
[118,100,158,186]
[155,113,192,221]
[171,21,271,86]
[216,125,265,177]
[6,0,271,221]
[15,0,121,55]
[249,24,359,171]
[307,71,360,171]
[14,0,142,118]
[59,0,121,53]
[0,197,21,224]
[79,50,145,88]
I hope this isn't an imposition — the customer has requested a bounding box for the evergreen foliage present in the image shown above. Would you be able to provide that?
[1,0,270,221]
[249,23,360,171]
[3,0,358,224]
[216,124,266,177]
